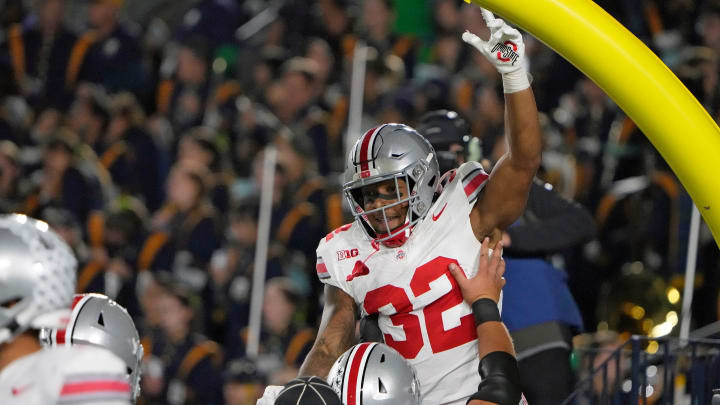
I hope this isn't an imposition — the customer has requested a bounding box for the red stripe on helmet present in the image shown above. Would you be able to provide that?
[56,328,66,344]
[70,294,84,310]
[358,126,380,172]
[56,295,85,345]
[346,343,372,405]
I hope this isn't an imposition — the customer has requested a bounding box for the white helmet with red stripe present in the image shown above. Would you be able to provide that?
[40,293,143,400]
[0,214,76,345]
[327,342,421,405]
[344,124,439,246]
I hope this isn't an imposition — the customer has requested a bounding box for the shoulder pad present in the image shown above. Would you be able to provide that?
[322,223,354,244]
[316,223,356,282]
[63,346,128,374]
[58,346,131,404]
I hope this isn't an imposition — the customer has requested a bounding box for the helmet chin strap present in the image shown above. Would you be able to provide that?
[375,220,412,248]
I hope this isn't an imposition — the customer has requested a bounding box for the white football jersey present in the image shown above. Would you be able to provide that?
[317,162,495,405]
[0,345,132,405]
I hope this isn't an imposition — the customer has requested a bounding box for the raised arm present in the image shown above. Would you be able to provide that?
[463,9,542,239]
[298,285,358,377]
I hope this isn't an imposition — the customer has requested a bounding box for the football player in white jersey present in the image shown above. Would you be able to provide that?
[326,238,525,405]
[40,293,144,402]
[259,6,540,405]
[0,214,132,405]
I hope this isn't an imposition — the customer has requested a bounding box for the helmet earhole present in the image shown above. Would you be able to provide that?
[380,353,386,363]
[97,312,105,327]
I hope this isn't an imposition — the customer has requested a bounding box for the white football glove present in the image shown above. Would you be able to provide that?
[462,8,530,93]
[257,385,284,405]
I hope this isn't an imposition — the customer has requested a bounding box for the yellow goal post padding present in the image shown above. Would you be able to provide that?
[464,0,720,247]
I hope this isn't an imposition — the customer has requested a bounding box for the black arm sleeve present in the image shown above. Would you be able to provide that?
[467,351,522,405]
[505,180,596,255]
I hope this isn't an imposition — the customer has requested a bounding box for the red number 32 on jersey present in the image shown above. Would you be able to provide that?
[362,256,477,359]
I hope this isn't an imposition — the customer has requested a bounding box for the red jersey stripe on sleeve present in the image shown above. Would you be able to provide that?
[316,256,330,279]
[462,169,489,202]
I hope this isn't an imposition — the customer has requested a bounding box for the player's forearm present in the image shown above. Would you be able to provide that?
[503,88,542,172]
[298,285,357,378]
[475,321,515,360]
[298,341,346,378]
[298,322,356,377]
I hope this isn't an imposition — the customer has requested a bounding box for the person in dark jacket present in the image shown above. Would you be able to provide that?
[155,36,211,133]
[151,160,222,292]
[177,127,230,215]
[142,280,224,405]
[79,0,148,96]
[206,199,283,350]
[22,136,99,225]
[105,93,163,211]
[0,0,88,107]
[236,278,315,384]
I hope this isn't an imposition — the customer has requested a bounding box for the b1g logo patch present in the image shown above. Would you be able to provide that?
[337,249,359,261]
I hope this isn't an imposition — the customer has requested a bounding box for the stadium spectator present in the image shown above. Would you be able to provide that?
[237,278,314,384]
[81,0,148,95]
[0,0,85,106]
[223,358,266,405]
[152,160,222,291]
[177,126,230,214]
[206,199,284,350]
[142,280,224,405]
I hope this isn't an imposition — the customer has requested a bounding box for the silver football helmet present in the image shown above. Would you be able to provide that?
[0,214,77,344]
[344,124,439,245]
[41,293,144,400]
[327,343,421,405]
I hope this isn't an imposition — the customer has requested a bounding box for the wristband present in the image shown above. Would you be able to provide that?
[471,298,501,326]
[502,69,531,94]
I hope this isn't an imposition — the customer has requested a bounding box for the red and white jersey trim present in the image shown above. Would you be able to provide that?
[316,256,330,280]
[0,345,131,405]
[460,164,489,203]
[58,373,131,404]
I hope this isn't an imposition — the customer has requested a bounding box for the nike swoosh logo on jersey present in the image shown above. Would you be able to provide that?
[12,384,32,396]
[432,203,448,221]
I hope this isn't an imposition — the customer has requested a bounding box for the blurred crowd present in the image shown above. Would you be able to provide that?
[1,0,720,404]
